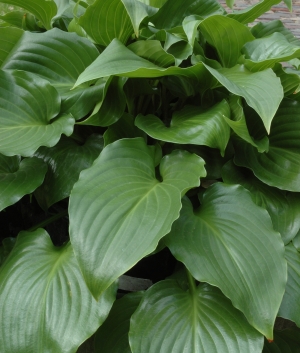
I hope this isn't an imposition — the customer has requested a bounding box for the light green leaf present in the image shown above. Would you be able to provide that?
[283,0,292,11]
[222,160,300,244]
[129,280,263,353]
[74,39,209,87]
[0,11,40,31]
[227,0,281,24]
[263,328,300,353]
[34,135,103,210]
[274,64,300,96]
[165,183,287,338]
[69,138,206,298]
[0,27,23,66]
[0,155,47,212]
[78,0,133,46]
[94,292,143,353]
[204,64,283,133]
[278,243,300,326]
[242,33,300,72]
[182,15,202,47]
[234,100,300,191]
[0,0,57,29]
[251,20,300,46]
[150,0,225,29]
[0,28,100,120]
[135,100,231,156]
[0,70,74,157]
[121,0,158,37]
[0,229,117,353]
[226,0,235,8]
[199,15,254,68]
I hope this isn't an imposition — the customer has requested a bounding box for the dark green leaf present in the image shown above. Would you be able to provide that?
[263,328,300,353]
[0,27,23,66]
[293,229,300,251]
[69,138,206,298]
[0,238,16,267]
[0,229,117,353]
[165,183,287,338]
[129,280,263,353]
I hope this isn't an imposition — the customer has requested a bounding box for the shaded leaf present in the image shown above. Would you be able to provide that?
[263,328,300,353]
[135,100,231,156]
[165,183,287,338]
[293,229,300,251]
[0,229,117,353]
[234,100,300,191]
[34,135,103,209]
[129,280,263,353]
[0,155,47,211]
[0,70,74,157]
[94,292,143,353]
[0,11,40,31]
[274,64,300,96]
[69,138,206,298]
[0,238,16,267]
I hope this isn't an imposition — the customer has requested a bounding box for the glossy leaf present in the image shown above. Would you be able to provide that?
[263,329,300,353]
[0,27,23,66]
[0,0,57,29]
[204,64,283,133]
[129,280,263,353]
[199,15,254,68]
[227,0,281,24]
[251,20,300,46]
[165,183,287,338]
[121,0,158,37]
[135,100,231,156]
[242,33,300,71]
[0,155,47,211]
[0,229,117,353]
[222,160,300,244]
[0,70,74,157]
[94,292,143,353]
[69,138,206,298]
[234,100,300,191]
[150,0,225,29]
[278,243,300,326]
[78,0,133,46]
[34,135,103,209]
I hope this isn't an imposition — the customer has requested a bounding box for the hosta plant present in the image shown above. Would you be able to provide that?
[0,0,300,352]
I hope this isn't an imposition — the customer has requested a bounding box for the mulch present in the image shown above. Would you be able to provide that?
[218,0,300,37]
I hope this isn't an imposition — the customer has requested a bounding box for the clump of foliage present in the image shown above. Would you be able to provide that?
[0,0,300,352]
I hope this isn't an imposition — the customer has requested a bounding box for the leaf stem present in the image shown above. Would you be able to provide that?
[186,268,197,295]
[27,209,68,232]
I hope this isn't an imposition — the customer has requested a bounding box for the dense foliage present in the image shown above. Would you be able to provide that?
[0,0,300,352]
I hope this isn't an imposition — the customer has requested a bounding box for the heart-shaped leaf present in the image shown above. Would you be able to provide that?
[69,138,206,298]
[0,70,74,157]
[129,280,263,353]
[135,100,231,156]
[94,292,143,353]
[234,100,300,191]
[0,155,47,211]
[278,243,300,327]
[165,183,287,338]
[34,135,103,209]
[0,229,117,353]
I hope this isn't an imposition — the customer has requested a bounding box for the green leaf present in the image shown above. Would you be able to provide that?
[278,243,300,326]
[0,70,74,157]
[293,229,300,251]
[251,20,300,46]
[242,33,300,72]
[0,28,100,120]
[0,238,16,267]
[226,95,269,152]
[69,138,206,298]
[234,100,300,191]
[283,0,293,11]
[129,280,263,353]
[274,64,300,96]
[204,64,283,133]
[135,100,231,156]
[0,229,117,353]
[34,135,103,210]
[182,15,202,47]
[95,292,143,353]
[150,0,225,29]
[0,155,47,211]
[165,183,287,338]
[226,0,235,8]
[0,0,57,29]
[227,0,281,24]
[0,27,23,66]
[222,160,300,244]
[199,15,254,68]
[263,329,300,352]
[0,11,40,31]
[121,0,158,37]
[78,0,133,46]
